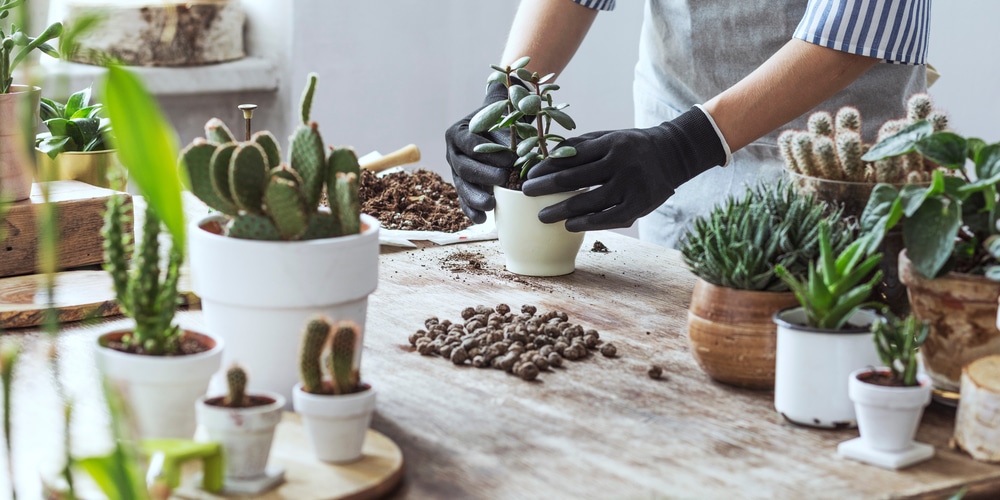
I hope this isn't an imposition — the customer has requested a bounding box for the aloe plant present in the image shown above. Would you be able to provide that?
[871,313,929,386]
[36,86,113,158]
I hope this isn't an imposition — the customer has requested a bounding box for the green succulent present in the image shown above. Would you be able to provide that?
[871,313,929,386]
[36,86,113,159]
[680,182,853,291]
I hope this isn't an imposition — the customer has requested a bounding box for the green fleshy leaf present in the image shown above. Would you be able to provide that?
[511,56,531,69]
[903,196,962,278]
[469,100,509,134]
[549,146,576,159]
[517,95,541,115]
[915,132,968,168]
[473,143,511,154]
[862,120,933,162]
[544,108,576,130]
[508,85,529,105]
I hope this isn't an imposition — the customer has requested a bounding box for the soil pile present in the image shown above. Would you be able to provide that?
[358,169,472,233]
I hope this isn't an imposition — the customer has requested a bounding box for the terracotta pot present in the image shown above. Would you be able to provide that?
[493,186,585,277]
[0,85,40,201]
[899,250,1000,392]
[686,278,799,389]
[35,149,127,191]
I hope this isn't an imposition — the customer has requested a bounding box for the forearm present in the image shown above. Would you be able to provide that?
[501,0,598,78]
[703,39,880,152]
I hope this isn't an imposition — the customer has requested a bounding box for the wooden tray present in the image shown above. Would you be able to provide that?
[175,413,404,500]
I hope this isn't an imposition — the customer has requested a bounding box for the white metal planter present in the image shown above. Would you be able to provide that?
[189,214,379,404]
[772,307,881,428]
[493,186,585,277]
[196,392,285,481]
[292,383,376,464]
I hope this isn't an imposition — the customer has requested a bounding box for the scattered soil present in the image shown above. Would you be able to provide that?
[857,370,910,387]
[204,395,276,408]
[439,251,541,289]
[648,365,664,380]
[591,241,609,253]
[103,331,212,356]
[358,169,472,232]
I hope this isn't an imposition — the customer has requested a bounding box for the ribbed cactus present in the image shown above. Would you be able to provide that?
[300,317,330,395]
[179,73,363,241]
[329,322,361,395]
[225,365,248,407]
[102,194,183,355]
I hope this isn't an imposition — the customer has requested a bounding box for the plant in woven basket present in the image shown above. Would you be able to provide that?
[180,73,361,241]
[299,316,362,395]
[870,313,929,386]
[680,182,853,291]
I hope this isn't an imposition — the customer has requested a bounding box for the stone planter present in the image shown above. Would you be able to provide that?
[493,186,585,277]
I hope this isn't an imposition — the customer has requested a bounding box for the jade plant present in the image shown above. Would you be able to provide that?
[36,86,113,158]
[102,194,184,355]
[181,73,361,241]
[680,182,853,291]
[299,316,362,395]
[0,0,62,94]
[775,222,883,330]
[469,56,577,183]
[870,313,929,386]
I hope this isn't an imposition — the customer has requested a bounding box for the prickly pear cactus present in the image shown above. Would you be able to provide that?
[225,365,248,407]
[329,322,361,395]
[300,317,331,395]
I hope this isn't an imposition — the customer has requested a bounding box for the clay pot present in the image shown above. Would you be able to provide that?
[686,278,799,389]
[493,186,585,277]
[899,251,1000,392]
[0,85,40,201]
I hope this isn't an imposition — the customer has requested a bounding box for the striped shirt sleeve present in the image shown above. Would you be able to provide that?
[571,0,615,11]
[793,0,930,65]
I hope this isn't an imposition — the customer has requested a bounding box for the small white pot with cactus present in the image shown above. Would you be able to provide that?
[183,74,379,403]
[292,317,376,464]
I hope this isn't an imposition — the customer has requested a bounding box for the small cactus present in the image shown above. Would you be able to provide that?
[300,317,331,395]
[835,107,861,133]
[807,111,834,137]
[906,93,933,122]
[777,130,799,173]
[224,365,248,407]
[329,322,361,395]
[836,131,865,181]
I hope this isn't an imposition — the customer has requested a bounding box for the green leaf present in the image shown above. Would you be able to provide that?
[903,196,962,278]
[472,143,511,154]
[490,64,506,72]
[514,122,536,140]
[515,68,533,82]
[511,56,531,69]
[915,132,968,168]
[66,86,92,117]
[508,85,529,105]
[538,73,555,84]
[549,146,576,159]
[517,95,542,115]
[43,117,70,137]
[103,65,186,248]
[899,184,930,217]
[40,97,62,120]
[72,117,101,144]
[516,136,539,157]
[496,111,525,130]
[544,133,566,142]
[469,100,509,134]
[540,84,560,94]
[968,138,987,161]
[70,104,102,120]
[862,120,933,162]
[544,108,576,130]
[974,143,1000,182]
[37,136,71,159]
[486,70,506,86]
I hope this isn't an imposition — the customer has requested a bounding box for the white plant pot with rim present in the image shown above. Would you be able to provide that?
[493,186,585,277]
[196,391,286,480]
[773,307,881,428]
[95,328,223,439]
[189,214,379,404]
[849,368,932,452]
[292,382,376,464]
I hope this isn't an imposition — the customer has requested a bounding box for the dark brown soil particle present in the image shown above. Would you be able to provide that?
[857,370,909,387]
[358,169,472,232]
[591,240,610,253]
[648,365,664,379]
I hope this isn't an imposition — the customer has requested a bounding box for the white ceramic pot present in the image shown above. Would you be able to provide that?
[189,214,379,404]
[493,186,585,277]
[292,383,375,464]
[196,392,285,479]
[849,368,931,452]
[773,307,881,428]
[96,329,223,439]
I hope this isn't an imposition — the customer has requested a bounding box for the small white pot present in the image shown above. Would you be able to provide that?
[773,307,881,428]
[196,392,286,479]
[189,214,379,404]
[493,186,585,277]
[96,329,223,439]
[849,368,931,452]
[292,383,375,464]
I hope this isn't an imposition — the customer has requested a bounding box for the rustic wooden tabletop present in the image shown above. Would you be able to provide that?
[3,230,999,499]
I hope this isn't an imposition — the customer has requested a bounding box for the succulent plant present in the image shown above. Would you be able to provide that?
[299,317,330,395]
[102,194,183,355]
[871,313,929,386]
[329,322,361,395]
[180,73,361,241]
[298,316,363,395]
[224,364,248,407]
[679,182,853,291]
[36,86,113,159]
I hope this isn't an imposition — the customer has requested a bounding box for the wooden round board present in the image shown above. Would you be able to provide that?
[174,412,404,500]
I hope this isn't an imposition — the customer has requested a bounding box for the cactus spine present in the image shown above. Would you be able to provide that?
[225,365,248,407]
[300,317,330,394]
[180,73,363,241]
[330,322,360,395]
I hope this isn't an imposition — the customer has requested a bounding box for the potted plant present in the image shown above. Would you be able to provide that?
[196,364,285,493]
[292,317,375,464]
[681,181,852,389]
[35,86,125,190]
[839,313,934,469]
[182,73,379,402]
[772,222,883,427]
[861,124,1000,394]
[470,56,582,276]
[0,3,62,201]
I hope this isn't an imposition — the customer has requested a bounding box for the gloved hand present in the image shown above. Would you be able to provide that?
[445,82,517,223]
[522,106,729,232]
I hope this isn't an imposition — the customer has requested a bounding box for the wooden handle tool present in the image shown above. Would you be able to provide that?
[360,144,421,173]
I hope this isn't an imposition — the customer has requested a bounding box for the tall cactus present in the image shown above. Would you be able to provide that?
[329,322,361,395]
[179,73,364,241]
[225,365,248,407]
[300,317,330,395]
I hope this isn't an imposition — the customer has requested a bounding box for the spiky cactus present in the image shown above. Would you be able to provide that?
[102,194,183,355]
[224,365,248,407]
[180,73,363,241]
[329,322,361,395]
[300,317,330,395]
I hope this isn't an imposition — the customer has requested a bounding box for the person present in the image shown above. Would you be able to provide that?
[445,0,929,248]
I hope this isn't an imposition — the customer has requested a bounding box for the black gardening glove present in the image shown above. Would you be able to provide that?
[445,82,517,223]
[522,107,728,232]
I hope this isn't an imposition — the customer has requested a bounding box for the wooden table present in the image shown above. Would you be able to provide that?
[3,231,999,499]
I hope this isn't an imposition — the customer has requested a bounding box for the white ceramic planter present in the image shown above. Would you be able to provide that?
[196,392,285,480]
[849,368,931,452]
[493,186,585,277]
[96,329,223,439]
[292,383,375,464]
[189,214,379,404]
[773,307,881,428]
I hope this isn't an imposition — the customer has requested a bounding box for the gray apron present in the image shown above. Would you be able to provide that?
[634,0,927,248]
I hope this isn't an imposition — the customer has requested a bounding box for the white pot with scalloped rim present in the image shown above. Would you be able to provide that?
[292,382,376,463]
[493,186,585,277]
[189,214,380,404]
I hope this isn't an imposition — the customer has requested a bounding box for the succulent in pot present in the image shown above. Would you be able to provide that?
[771,222,883,428]
[680,181,852,389]
[182,73,379,403]
[838,314,934,470]
[292,317,375,464]
[470,56,583,276]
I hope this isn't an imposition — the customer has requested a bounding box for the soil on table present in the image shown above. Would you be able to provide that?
[439,250,542,289]
[857,370,910,387]
[591,241,609,253]
[103,332,212,356]
[357,169,473,232]
[204,395,276,408]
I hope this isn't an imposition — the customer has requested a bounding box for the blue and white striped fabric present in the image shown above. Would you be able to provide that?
[794,0,929,64]
[571,0,615,11]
